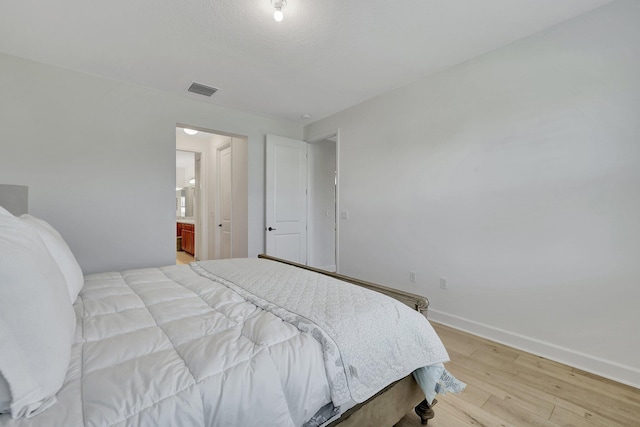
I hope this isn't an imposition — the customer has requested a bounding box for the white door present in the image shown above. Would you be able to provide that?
[217,144,232,259]
[194,153,201,260]
[265,135,308,264]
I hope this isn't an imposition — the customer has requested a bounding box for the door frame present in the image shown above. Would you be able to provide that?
[305,129,340,273]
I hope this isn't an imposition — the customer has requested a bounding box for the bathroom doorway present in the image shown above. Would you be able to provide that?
[175,125,249,264]
[176,149,197,263]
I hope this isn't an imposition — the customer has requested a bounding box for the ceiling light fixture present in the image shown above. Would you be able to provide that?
[272,0,286,22]
[183,128,198,135]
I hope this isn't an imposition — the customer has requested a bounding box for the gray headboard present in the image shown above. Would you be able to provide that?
[0,184,29,215]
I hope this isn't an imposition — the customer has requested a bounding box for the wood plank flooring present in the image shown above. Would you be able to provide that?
[176,250,194,265]
[397,323,640,427]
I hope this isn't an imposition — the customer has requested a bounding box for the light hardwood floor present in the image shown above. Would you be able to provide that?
[397,323,640,427]
[176,250,194,265]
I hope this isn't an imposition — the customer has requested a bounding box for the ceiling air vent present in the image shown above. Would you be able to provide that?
[188,82,218,97]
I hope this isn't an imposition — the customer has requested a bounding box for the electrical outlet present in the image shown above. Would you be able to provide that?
[409,271,417,283]
[440,277,447,289]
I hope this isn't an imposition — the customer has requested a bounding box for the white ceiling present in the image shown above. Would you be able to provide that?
[0,0,613,123]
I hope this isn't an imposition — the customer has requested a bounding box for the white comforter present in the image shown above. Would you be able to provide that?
[0,259,450,427]
[1,264,331,427]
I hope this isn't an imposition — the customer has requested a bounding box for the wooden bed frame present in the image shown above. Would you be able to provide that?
[258,254,436,426]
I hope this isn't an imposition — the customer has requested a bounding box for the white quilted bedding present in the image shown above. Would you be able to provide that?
[0,264,332,427]
[194,259,450,404]
[0,259,450,427]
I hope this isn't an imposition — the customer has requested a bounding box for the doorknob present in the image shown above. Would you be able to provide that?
[268,227,277,231]
[218,224,222,227]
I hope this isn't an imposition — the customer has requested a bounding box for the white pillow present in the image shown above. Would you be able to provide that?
[0,211,76,418]
[19,215,84,303]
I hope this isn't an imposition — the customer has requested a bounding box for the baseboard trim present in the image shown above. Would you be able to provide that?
[427,309,640,390]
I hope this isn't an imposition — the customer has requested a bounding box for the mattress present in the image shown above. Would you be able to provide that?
[0,259,450,427]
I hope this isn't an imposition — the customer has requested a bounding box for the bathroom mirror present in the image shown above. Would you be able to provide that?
[176,186,195,218]
[176,149,196,219]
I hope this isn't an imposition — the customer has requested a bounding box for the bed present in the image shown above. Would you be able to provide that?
[0,185,464,426]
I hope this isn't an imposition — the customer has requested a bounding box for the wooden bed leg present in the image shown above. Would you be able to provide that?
[414,399,436,425]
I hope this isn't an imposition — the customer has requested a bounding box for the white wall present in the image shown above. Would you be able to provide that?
[308,139,336,270]
[0,52,301,273]
[305,0,640,387]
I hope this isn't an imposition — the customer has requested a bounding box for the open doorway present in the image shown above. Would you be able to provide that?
[308,134,338,272]
[176,149,197,264]
[175,125,249,264]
